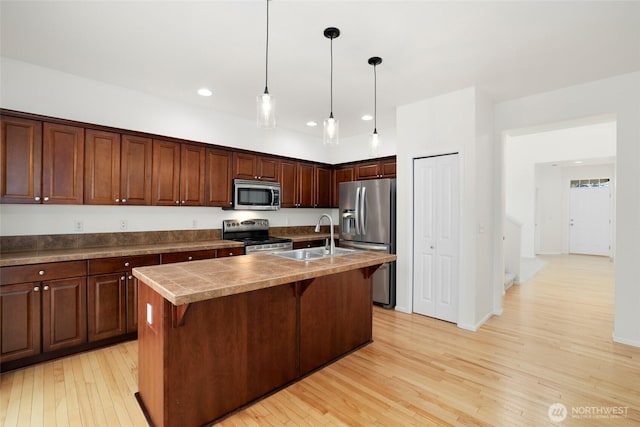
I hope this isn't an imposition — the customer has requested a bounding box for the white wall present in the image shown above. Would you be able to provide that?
[333,128,398,164]
[0,58,339,235]
[396,87,495,331]
[536,163,615,255]
[505,121,616,257]
[494,72,640,347]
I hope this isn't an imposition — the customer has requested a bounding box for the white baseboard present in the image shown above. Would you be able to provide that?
[394,305,411,314]
[457,311,493,332]
[535,251,562,255]
[613,333,640,348]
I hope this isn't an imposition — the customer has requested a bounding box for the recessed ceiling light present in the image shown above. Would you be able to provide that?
[197,88,213,97]
[361,114,373,121]
[574,160,583,164]
[306,121,318,127]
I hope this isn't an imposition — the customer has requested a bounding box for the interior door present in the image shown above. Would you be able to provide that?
[569,185,611,256]
[413,154,459,323]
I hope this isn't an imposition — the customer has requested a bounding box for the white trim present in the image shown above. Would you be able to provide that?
[613,333,640,348]
[457,311,493,332]
[394,305,411,314]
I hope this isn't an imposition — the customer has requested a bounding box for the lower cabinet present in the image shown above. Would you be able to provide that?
[1,273,87,364]
[87,254,159,341]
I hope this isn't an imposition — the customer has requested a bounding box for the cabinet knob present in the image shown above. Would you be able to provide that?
[175,200,180,204]
[122,198,127,203]
[128,275,133,280]
[38,270,45,276]
[228,252,234,256]
[43,196,49,201]
[121,276,126,281]
[124,262,130,267]
[34,196,41,201]
[188,256,193,261]
[34,286,40,292]
[116,198,120,203]
[229,202,232,205]
[181,200,185,204]
[43,285,49,291]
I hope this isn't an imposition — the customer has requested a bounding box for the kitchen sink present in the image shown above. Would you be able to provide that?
[271,247,357,261]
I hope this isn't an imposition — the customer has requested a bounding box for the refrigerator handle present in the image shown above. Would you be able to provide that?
[355,186,361,235]
[360,186,367,235]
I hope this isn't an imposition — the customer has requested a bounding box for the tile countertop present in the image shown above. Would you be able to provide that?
[0,240,244,267]
[133,251,397,306]
[273,233,332,242]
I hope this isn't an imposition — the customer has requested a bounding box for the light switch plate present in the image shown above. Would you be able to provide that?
[146,303,153,325]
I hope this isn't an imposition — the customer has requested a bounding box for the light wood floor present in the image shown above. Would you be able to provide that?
[2,255,639,426]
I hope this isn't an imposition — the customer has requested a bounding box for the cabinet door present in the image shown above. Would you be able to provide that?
[314,165,332,208]
[84,129,121,205]
[126,277,138,333]
[332,166,354,207]
[42,277,87,352]
[0,282,41,362]
[205,148,233,207]
[88,273,126,342]
[297,163,314,207]
[355,161,379,180]
[257,156,280,182]
[233,152,257,180]
[280,160,297,208]
[180,144,205,206]
[121,134,152,205]
[152,139,181,206]
[380,159,396,178]
[42,122,84,204]
[1,116,42,204]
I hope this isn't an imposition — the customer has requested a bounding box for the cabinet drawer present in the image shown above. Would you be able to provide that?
[1,261,87,286]
[293,240,326,250]
[88,254,160,275]
[216,247,244,257]
[161,250,216,264]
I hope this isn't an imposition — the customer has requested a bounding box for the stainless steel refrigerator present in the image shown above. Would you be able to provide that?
[339,178,396,308]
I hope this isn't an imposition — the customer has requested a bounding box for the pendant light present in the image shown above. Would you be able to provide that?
[257,0,275,128]
[323,27,340,145]
[368,56,382,156]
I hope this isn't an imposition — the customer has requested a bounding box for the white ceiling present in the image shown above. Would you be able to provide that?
[1,1,639,138]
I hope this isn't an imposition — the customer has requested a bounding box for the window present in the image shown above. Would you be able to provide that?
[570,178,610,188]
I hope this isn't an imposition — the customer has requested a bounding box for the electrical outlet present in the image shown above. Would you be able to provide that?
[120,219,127,230]
[73,220,84,232]
[192,219,198,229]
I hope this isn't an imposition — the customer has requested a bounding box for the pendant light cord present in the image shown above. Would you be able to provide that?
[264,0,269,94]
[374,64,377,131]
[330,37,334,117]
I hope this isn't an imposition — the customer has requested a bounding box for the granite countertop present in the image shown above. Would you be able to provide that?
[0,240,244,267]
[274,233,332,242]
[133,251,396,306]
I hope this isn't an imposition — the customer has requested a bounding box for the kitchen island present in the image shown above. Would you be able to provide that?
[132,250,396,427]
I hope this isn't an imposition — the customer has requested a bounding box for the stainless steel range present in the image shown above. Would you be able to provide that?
[222,219,292,254]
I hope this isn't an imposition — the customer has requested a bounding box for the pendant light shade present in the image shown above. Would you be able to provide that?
[368,56,382,156]
[323,27,340,145]
[257,0,275,129]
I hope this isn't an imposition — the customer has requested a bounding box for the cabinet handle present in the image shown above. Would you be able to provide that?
[38,270,45,276]
[228,252,234,256]
[43,197,49,201]
[35,196,41,201]
[128,275,133,280]
[116,198,120,202]
[122,198,127,203]
[43,285,49,291]
[188,256,193,261]
[258,176,262,180]
[121,276,126,281]
[34,286,40,292]
[175,200,180,204]
[124,262,130,267]
[181,200,185,204]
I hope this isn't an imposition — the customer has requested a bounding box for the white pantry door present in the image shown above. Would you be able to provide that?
[413,154,459,323]
[569,186,611,256]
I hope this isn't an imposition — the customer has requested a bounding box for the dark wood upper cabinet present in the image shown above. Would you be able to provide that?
[205,147,233,207]
[297,162,314,208]
[314,165,332,208]
[280,160,297,208]
[233,152,280,182]
[152,139,181,206]
[355,158,396,180]
[120,135,152,205]
[179,144,206,206]
[332,166,355,207]
[42,123,84,204]
[379,158,397,178]
[1,116,42,204]
[84,129,121,205]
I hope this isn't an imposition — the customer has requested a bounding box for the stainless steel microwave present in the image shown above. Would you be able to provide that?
[233,179,281,210]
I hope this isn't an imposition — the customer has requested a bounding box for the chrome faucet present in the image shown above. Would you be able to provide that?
[315,213,335,255]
